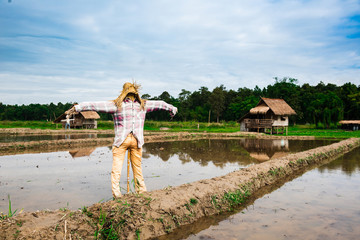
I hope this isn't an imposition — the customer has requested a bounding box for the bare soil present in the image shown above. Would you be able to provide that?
[0,129,358,239]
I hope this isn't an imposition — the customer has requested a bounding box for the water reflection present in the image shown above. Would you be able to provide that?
[142,139,337,167]
[318,147,360,175]
[69,148,96,158]
[240,138,289,161]
[143,139,254,168]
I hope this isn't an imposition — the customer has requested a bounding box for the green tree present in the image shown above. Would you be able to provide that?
[178,89,191,121]
[310,91,343,128]
[141,93,151,99]
[209,85,226,123]
[229,95,259,120]
[338,83,360,119]
[187,87,211,122]
[223,89,238,121]
[299,83,317,124]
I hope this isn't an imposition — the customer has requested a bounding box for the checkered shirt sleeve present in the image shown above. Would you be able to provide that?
[75,101,117,113]
[145,100,178,117]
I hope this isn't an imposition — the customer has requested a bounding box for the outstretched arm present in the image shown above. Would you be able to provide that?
[145,100,177,117]
[66,101,117,115]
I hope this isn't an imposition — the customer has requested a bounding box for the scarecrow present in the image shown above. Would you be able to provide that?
[65,82,177,198]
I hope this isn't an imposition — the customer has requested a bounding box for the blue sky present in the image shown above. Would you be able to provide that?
[0,0,359,104]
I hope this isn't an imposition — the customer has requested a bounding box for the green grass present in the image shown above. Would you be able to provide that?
[223,188,250,211]
[96,121,114,130]
[94,208,119,240]
[0,120,359,138]
[0,195,19,220]
[0,120,241,132]
[288,125,360,139]
[0,120,59,129]
[143,120,240,133]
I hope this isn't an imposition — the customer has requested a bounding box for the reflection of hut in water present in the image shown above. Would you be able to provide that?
[249,152,289,162]
[143,139,257,167]
[239,97,296,134]
[54,108,100,129]
[69,148,95,158]
[240,138,289,161]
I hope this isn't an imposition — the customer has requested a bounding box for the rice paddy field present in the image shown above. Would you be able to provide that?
[0,123,359,239]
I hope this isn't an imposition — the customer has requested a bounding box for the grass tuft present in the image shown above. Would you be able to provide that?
[1,195,20,220]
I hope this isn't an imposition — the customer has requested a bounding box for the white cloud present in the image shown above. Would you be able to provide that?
[0,0,359,104]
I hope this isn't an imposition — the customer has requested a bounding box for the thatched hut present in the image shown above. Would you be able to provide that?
[239,97,296,134]
[54,110,100,129]
[338,120,360,131]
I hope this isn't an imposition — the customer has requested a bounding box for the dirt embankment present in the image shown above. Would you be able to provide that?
[1,138,359,240]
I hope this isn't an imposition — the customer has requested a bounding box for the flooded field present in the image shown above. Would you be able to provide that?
[0,138,336,213]
[0,133,114,142]
[165,146,360,240]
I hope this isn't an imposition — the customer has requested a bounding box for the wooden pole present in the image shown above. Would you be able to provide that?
[208,110,211,125]
[127,150,130,193]
[53,112,57,129]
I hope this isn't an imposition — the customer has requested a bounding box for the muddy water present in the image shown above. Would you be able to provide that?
[0,139,335,213]
[170,147,360,240]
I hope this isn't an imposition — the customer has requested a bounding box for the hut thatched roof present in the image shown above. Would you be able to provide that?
[249,97,296,116]
[53,110,100,123]
[80,111,100,119]
[339,120,360,124]
[261,97,296,115]
[249,106,270,114]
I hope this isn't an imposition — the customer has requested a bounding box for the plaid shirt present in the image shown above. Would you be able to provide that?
[75,100,177,148]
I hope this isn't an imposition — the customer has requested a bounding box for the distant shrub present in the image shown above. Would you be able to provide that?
[316,122,325,129]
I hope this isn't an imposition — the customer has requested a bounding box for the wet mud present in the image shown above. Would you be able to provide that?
[0,134,359,239]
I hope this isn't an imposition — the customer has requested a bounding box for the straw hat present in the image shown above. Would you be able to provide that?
[113,82,145,110]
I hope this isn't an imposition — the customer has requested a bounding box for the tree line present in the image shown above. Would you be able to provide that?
[145,78,360,128]
[1,78,359,128]
[0,102,73,122]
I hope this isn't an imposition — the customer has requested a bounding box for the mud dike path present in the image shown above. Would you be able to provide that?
[0,129,359,239]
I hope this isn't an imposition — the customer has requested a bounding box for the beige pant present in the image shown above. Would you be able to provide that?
[111,133,147,198]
